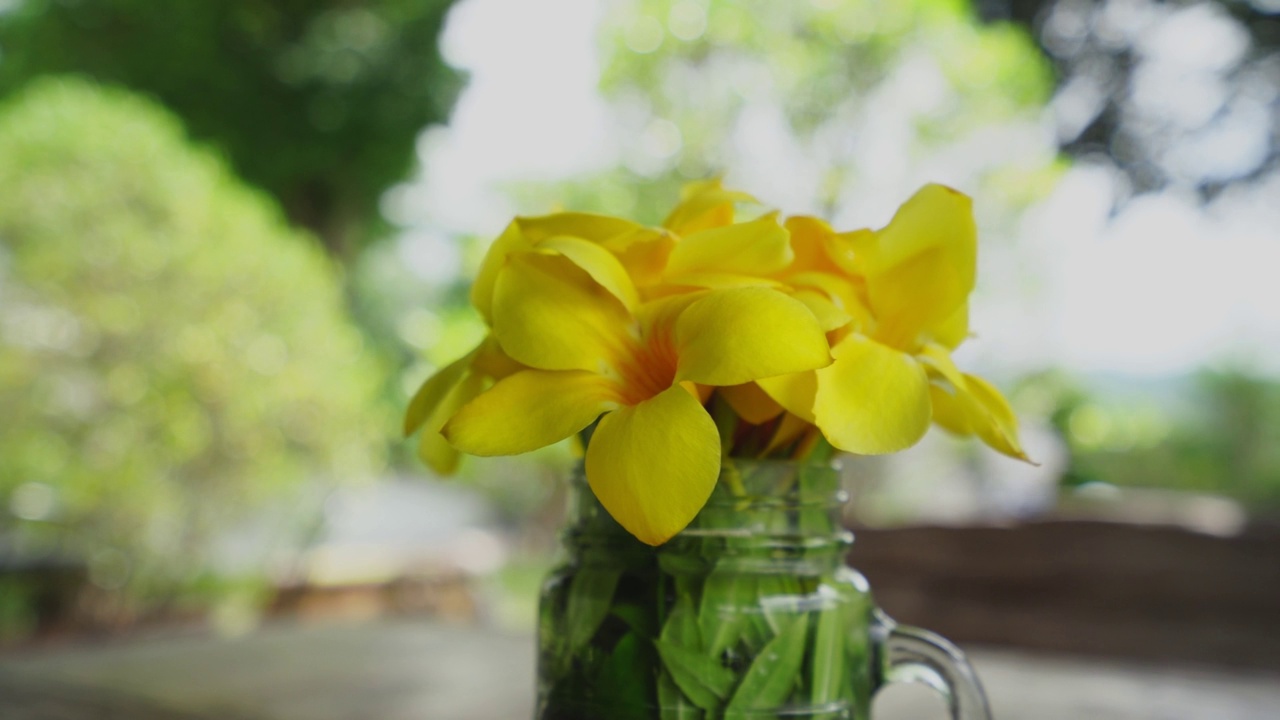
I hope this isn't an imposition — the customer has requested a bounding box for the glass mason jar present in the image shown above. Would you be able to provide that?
[536,459,990,720]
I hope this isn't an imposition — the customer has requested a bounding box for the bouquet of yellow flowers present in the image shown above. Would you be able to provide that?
[405,180,1026,546]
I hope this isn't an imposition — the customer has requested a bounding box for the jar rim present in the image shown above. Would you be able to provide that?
[570,456,846,509]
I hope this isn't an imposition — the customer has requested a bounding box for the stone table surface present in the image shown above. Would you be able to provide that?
[1,619,1277,719]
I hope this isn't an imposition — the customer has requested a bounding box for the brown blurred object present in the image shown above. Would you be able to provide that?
[269,569,478,624]
[850,519,1280,669]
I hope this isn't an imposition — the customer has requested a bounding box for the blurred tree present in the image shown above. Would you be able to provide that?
[0,78,389,615]
[1025,368,1280,507]
[519,0,1059,234]
[0,0,462,258]
[982,0,1280,202]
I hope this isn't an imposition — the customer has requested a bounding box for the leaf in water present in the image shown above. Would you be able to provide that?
[613,600,658,639]
[797,461,837,535]
[740,611,773,655]
[567,567,622,652]
[659,670,705,720]
[700,569,753,657]
[595,632,656,720]
[660,594,703,650]
[757,574,803,636]
[655,638,738,712]
[809,586,847,707]
[725,615,810,713]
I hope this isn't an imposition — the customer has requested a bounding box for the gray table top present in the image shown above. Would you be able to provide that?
[1,619,1277,719]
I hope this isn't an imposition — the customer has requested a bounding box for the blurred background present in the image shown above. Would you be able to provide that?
[1,0,1279,717]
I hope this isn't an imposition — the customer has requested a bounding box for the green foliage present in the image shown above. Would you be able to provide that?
[602,0,1051,137]
[539,463,871,717]
[0,78,389,601]
[1022,369,1280,508]
[519,0,1056,227]
[0,0,462,255]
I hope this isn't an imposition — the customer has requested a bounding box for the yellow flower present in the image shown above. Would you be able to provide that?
[661,177,756,236]
[402,335,521,474]
[471,212,675,322]
[404,179,1030,546]
[758,184,1027,460]
[441,250,830,544]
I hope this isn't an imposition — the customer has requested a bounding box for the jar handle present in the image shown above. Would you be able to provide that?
[870,609,992,719]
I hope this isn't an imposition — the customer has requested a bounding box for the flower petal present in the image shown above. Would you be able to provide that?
[931,303,970,349]
[419,430,462,476]
[675,287,830,387]
[659,272,787,291]
[664,212,792,281]
[404,347,476,437]
[762,412,812,455]
[472,334,524,381]
[492,252,632,372]
[784,216,844,274]
[915,343,969,391]
[756,371,817,423]
[417,370,484,474]
[792,288,851,332]
[663,179,756,236]
[598,227,676,288]
[864,184,976,349]
[443,369,619,456]
[929,382,973,435]
[960,373,1030,461]
[787,271,872,329]
[518,212,639,243]
[471,220,532,323]
[472,213,644,322]
[539,235,641,311]
[585,385,721,546]
[865,184,976,277]
[814,334,931,454]
[719,382,784,425]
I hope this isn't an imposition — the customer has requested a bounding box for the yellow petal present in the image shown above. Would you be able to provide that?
[471,220,532,323]
[492,251,631,372]
[404,347,475,437]
[473,213,645,322]
[918,349,1030,461]
[929,382,973,435]
[443,369,619,456]
[761,412,811,456]
[915,343,969,392]
[664,212,792,281]
[472,334,524,381]
[814,334,931,454]
[831,228,871,275]
[719,382,785,425]
[417,370,484,474]
[960,373,1030,461]
[598,227,676,288]
[539,235,641,311]
[663,179,756,236]
[784,216,843,274]
[865,184,976,349]
[659,272,786,291]
[684,381,714,404]
[787,271,873,330]
[756,371,818,423]
[585,385,721,545]
[675,287,830,386]
[931,302,970,349]
[517,212,639,243]
[864,184,976,277]
[419,430,463,475]
[792,288,851,332]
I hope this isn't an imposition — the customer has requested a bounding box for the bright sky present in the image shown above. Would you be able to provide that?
[393,0,1280,379]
